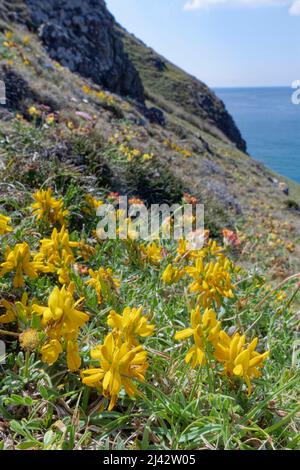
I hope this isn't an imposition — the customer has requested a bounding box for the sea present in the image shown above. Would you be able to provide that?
[215,87,300,184]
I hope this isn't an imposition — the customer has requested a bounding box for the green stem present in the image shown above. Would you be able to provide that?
[0,329,19,337]
[24,350,30,380]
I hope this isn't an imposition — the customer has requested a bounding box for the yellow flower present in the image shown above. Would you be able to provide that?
[0,214,13,235]
[175,306,221,368]
[45,113,55,124]
[162,264,185,285]
[84,194,103,214]
[0,299,16,323]
[186,256,234,308]
[0,243,41,288]
[81,333,148,410]
[67,340,81,372]
[28,106,41,117]
[140,242,163,265]
[19,329,39,351]
[33,284,88,370]
[41,339,63,365]
[86,267,120,304]
[33,284,88,332]
[0,293,32,324]
[31,188,69,226]
[108,306,154,345]
[34,226,78,284]
[5,31,13,40]
[22,35,30,45]
[82,85,91,94]
[215,331,269,394]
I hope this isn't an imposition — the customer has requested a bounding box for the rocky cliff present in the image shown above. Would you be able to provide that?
[119,28,246,151]
[1,0,245,149]
[1,0,145,102]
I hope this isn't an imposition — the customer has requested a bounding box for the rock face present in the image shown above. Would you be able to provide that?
[21,0,145,102]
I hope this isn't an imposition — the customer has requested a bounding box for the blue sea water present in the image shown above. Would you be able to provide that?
[215,87,300,184]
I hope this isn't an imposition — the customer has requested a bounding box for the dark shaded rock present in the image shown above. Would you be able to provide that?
[143,106,166,126]
[0,64,57,114]
[193,89,247,152]
[17,0,145,102]
[152,58,167,72]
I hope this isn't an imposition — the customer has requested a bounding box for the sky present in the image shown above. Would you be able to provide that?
[106,0,300,88]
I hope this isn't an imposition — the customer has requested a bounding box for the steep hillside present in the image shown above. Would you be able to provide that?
[119,26,246,152]
[0,0,299,273]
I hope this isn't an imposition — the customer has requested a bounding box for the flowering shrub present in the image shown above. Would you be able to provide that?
[0,188,298,450]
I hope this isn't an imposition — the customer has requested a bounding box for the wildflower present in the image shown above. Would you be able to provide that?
[175,307,221,367]
[140,242,163,265]
[67,340,81,372]
[0,243,41,288]
[22,35,30,45]
[162,264,185,285]
[31,188,69,226]
[175,238,202,261]
[4,31,13,40]
[84,194,103,214]
[34,226,77,284]
[108,306,154,345]
[183,193,198,205]
[223,229,241,249]
[41,339,63,365]
[0,299,16,323]
[142,153,154,161]
[82,85,91,94]
[19,329,39,352]
[77,241,96,261]
[28,106,41,117]
[86,267,120,304]
[0,214,13,235]
[33,284,88,370]
[186,256,234,308]
[215,331,269,395]
[45,113,55,125]
[81,333,148,410]
[129,198,144,205]
[33,284,88,330]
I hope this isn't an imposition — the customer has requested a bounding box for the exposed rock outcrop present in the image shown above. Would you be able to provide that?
[2,0,145,102]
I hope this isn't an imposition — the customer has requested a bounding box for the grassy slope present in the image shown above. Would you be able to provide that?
[0,22,299,450]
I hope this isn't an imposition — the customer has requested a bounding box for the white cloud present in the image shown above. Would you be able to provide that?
[289,0,300,14]
[184,0,300,15]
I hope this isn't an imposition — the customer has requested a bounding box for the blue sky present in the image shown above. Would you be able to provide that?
[106,0,300,87]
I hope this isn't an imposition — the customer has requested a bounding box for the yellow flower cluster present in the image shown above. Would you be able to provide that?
[165,236,269,394]
[0,242,45,288]
[31,188,69,226]
[186,256,234,308]
[175,307,220,367]
[82,84,115,105]
[84,194,103,215]
[140,242,163,265]
[86,267,120,304]
[175,309,269,394]
[215,331,269,394]
[164,139,193,158]
[33,283,89,371]
[162,238,235,309]
[34,226,78,285]
[0,214,13,235]
[82,306,154,410]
